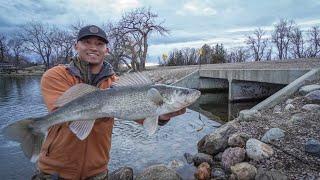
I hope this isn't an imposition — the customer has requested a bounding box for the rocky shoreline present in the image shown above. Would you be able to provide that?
[107,69,320,180]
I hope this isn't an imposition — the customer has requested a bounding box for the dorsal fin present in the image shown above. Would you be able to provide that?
[55,83,99,107]
[112,72,153,87]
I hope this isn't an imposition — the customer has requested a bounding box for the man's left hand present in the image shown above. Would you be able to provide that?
[158,108,186,126]
[135,108,187,126]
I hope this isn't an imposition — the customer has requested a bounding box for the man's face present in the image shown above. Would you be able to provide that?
[75,36,108,65]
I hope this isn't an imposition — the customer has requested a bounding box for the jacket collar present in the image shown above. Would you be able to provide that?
[66,57,115,86]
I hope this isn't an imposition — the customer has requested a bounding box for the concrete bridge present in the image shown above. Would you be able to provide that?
[173,58,320,102]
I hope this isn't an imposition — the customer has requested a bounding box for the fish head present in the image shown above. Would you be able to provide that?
[150,84,201,113]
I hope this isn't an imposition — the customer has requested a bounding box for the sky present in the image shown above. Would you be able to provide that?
[0,0,320,62]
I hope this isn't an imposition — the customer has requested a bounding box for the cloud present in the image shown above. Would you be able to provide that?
[176,0,217,16]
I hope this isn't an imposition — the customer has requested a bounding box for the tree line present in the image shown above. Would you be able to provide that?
[160,19,320,66]
[0,7,168,71]
[0,15,319,71]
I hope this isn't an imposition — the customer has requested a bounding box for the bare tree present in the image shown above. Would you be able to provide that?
[246,28,268,61]
[117,7,169,71]
[0,33,9,61]
[8,35,25,67]
[227,47,249,63]
[306,26,320,57]
[52,28,75,64]
[20,22,55,70]
[272,19,295,60]
[289,26,305,58]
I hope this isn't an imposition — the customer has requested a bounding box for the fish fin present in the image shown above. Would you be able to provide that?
[2,118,45,163]
[143,116,159,135]
[69,120,95,140]
[55,83,99,107]
[112,72,153,87]
[147,88,164,105]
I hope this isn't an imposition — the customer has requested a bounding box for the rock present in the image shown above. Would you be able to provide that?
[194,162,211,180]
[238,109,261,121]
[299,84,320,95]
[255,168,287,180]
[230,162,257,180]
[136,164,182,180]
[108,166,133,180]
[175,164,197,180]
[284,104,294,111]
[261,128,285,143]
[302,104,320,111]
[193,153,214,166]
[273,105,281,114]
[228,132,250,147]
[305,138,320,158]
[211,168,226,179]
[305,90,320,103]
[246,138,274,161]
[198,122,237,155]
[168,159,184,169]
[289,113,305,125]
[221,147,246,170]
[184,152,194,164]
[213,152,223,161]
[285,99,294,105]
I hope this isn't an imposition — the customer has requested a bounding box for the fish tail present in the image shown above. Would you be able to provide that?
[2,118,45,163]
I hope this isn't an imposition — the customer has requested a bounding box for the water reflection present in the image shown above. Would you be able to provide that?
[190,92,261,122]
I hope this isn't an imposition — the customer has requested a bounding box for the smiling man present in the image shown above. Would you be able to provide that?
[32,25,185,180]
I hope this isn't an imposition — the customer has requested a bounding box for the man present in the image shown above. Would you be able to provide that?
[33,25,185,179]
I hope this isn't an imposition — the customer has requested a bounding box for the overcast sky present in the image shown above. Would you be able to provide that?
[1,0,320,61]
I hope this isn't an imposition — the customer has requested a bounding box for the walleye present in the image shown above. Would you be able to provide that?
[2,72,201,162]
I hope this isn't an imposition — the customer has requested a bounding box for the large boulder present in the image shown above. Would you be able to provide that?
[108,166,133,180]
[246,138,274,161]
[135,164,181,180]
[193,153,214,166]
[238,109,261,121]
[221,147,246,170]
[302,104,320,111]
[198,122,237,155]
[289,113,305,125]
[184,152,194,164]
[228,132,250,148]
[261,128,285,143]
[305,138,320,158]
[299,84,320,95]
[211,167,226,180]
[194,162,211,180]
[305,90,320,103]
[230,162,257,180]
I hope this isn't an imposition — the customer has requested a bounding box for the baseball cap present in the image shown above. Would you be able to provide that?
[77,25,109,44]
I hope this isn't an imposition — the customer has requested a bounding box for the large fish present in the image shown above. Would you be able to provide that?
[3,72,201,162]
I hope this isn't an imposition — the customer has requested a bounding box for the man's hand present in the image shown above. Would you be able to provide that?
[136,108,187,126]
[158,108,186,126]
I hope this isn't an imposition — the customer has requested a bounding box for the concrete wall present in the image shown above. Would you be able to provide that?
[172,70,228,90]
[228,80,285,101]
[252,68,320,110]
[200,69,309,84]
[173,68,315,102]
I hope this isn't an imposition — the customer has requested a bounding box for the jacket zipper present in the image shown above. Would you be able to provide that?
[79,138,88,179]
[46,126,62,156]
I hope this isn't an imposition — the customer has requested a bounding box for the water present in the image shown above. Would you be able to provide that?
[0,76,259,179]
